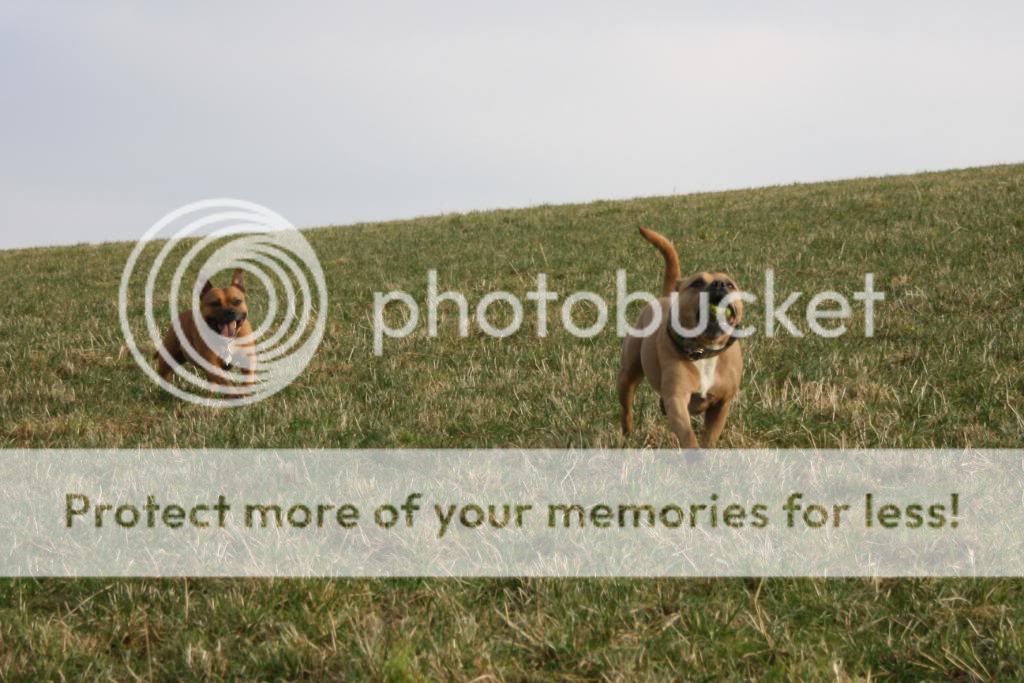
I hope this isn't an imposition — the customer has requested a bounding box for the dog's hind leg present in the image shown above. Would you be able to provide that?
[618,333,646,434]
[617,364,644,435]
[155,331,184,383]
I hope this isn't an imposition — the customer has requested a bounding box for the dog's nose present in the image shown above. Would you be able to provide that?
[709,280,728,300]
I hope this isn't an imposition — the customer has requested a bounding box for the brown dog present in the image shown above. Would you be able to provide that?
[155,269,256,390]
[619,228,744,448]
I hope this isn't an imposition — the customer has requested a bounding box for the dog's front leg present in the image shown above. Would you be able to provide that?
[662,394,698,448]
[198,352,231,386]
[239,347,257,389]
[700,399,732,448]
[204,368,230,386]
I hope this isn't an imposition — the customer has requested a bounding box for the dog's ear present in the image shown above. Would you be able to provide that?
[200,279,213,297]
[231,268,246,292]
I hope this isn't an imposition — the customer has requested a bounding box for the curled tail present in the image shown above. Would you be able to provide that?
[638,226,680,296]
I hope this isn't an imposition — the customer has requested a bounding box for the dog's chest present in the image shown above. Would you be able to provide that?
[209,337,235,367]
[693,357,718,398]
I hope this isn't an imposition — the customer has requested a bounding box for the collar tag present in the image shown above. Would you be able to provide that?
[221,343,235,368]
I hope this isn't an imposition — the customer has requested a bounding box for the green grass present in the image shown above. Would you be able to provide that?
[1,164,1023,679]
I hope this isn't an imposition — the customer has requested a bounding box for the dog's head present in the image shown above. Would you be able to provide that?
[674,271,744,345]
[199,269,249,339]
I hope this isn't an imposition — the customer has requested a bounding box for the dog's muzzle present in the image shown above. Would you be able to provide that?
[707,280,729,304]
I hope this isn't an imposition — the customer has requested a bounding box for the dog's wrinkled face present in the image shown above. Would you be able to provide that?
[674,271,744,344]
[200,269,249,339]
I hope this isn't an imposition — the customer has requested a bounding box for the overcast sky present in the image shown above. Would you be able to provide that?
[1,2,1022,250]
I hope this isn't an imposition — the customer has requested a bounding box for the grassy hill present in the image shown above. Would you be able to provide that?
[1,164,1023,679]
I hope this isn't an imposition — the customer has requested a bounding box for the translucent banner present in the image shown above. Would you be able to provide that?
[0,449,1019,577]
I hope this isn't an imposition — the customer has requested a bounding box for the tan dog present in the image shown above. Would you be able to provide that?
[619,228,744,448]
[155,269,256,389]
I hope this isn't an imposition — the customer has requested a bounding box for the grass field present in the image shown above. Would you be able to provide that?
[1,164,1023,679]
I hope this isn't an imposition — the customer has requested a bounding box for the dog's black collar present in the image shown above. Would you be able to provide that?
[666,326,738,361]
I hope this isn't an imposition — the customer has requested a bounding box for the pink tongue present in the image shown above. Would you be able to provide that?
[219,321,237,337]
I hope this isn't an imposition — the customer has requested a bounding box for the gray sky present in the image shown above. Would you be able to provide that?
[2,2,1022,250]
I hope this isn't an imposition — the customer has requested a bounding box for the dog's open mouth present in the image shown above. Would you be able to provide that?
[208,315,246,338]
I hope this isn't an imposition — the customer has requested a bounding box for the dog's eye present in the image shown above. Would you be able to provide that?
[207,300,221,307]
[725,282,736,290]
[231,299,243,306]
[689,278,707,289]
